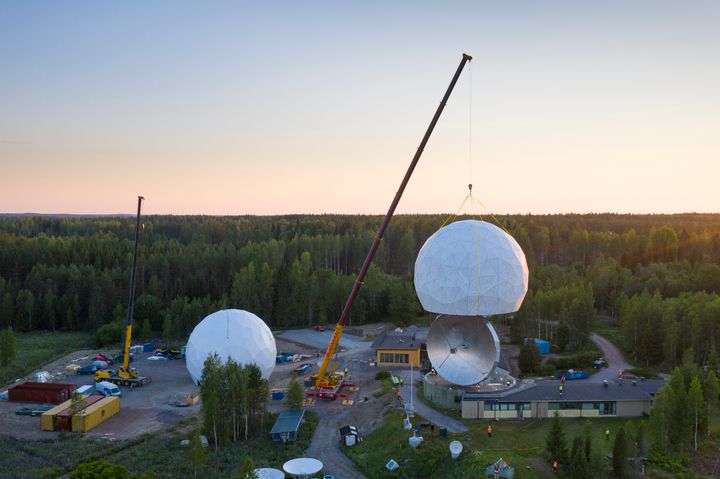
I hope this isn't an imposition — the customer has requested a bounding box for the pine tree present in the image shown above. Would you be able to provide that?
[612,427,627,479]
[568,436,590,479]
[286,377,305,409]
[545,412,568,464]
[703,370,718,438]
[0,327,17,366]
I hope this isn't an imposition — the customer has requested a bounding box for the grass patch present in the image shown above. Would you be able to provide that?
[373,377,395,398]
[0,411,319,479]
[0,331,95,388]
[345,409,657,479]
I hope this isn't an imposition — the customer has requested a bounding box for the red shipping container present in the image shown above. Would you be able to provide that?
[8,382,76,404]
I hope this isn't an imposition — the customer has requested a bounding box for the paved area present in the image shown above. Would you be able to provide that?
[396,369,468,433]
[276,328,371,351]
[588,332,634,383]
[0,352,198,440]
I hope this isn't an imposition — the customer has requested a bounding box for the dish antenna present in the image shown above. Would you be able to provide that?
[449,440,463,460]
[427,315,500,385]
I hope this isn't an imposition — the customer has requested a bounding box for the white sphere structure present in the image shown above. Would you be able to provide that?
[414,220,528,316]
[185,309,276,384]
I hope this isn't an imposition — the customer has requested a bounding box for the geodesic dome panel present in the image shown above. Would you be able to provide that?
[185,309,276,384]
[414,220,528,316]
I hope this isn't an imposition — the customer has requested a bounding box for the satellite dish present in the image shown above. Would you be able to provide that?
[449,440,463,459]
[427,315,500,386]
[283,457,323,478]
[253,468,285,479]
[185,309,276,384]
[414,220,528,316]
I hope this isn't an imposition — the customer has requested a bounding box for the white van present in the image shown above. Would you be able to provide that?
[95,381,122,397]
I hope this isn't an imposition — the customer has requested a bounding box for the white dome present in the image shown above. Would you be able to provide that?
[414,220,528,316]
[185,309,276,384]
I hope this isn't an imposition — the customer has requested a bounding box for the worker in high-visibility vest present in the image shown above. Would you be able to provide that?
[487,424,493,437]
[605,428,610,440]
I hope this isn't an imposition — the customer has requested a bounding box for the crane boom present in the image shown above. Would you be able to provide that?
[314,54,472,389]
[122,195,144,372]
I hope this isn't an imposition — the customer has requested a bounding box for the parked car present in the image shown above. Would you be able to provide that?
[112,353,134,364]
[155,348,182,360]
[76,364,98,375]
[95,381,122,397]
[312,325,325,332]
[94,354,113,365]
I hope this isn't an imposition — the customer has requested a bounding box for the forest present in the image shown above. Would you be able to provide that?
[1,213,720,371]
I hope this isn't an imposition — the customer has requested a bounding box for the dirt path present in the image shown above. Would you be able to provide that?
[588,332,634,383]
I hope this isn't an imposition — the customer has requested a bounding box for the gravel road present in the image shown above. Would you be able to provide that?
[588,332,634,383]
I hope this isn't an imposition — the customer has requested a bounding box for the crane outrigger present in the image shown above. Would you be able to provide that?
[307,54,472,399]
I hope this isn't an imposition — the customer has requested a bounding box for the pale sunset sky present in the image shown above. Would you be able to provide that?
[0,1,718,215]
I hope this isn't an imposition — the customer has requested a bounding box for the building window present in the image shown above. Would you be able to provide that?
[380,353,393,363]
[484,402,495,411]
[548,402,559,411]
[598,402,616,415]
[522,403,531,411]
[394,353,409,364]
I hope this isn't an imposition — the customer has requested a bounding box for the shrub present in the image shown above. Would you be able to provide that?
[375,370,391,380]
[95,321,122,347]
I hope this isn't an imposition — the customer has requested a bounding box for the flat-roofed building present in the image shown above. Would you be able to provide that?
[461,379,665,420]
[371,326,428,368]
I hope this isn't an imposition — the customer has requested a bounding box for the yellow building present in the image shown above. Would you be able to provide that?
[371,326,428,368]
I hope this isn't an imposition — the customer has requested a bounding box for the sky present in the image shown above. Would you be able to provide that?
[1,1,718,215]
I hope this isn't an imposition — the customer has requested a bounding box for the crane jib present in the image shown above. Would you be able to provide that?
[315,54,472,387]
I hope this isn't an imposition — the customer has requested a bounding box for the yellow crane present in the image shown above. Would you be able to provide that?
[308,54,472,399]
[95,196,151,387]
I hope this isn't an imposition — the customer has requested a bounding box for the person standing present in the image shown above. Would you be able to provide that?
[552,459,559,473]
[487,424,493,438]
[605,428,610,441]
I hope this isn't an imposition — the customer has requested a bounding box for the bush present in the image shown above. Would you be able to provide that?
[70,460,129,479]
[375,370,391,380]
[95,321,123,347]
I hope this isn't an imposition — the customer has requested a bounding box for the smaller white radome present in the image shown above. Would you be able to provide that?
[414,220,529,316]
[185,309,276,384]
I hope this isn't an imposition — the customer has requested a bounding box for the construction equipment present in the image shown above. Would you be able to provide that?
[95,196,151,387]
[307,54,472,399]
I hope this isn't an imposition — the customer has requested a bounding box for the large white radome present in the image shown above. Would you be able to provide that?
[414,220,529,316]
[185,309,276,384]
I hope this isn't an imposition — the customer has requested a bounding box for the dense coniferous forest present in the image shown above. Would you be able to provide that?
[1,213,720,370]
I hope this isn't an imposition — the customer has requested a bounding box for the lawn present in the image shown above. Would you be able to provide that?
[0,331,95,388]
[345,409,655,479]
[0,412,319,479]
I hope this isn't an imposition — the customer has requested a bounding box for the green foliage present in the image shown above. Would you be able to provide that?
[285,377,305,409]
[545,412,568,463]
[612,427,627,479]
[0,327,17,366]
[374,370,391,380]
[200,355,270,447]
[139,318,153,341]
[189,431,208,478]
[0,331,94,387]
[568,435,591,479]
[518,341,541,374]
[95,321,123,347]
[235,456,256,479]
[70,460,129,479]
